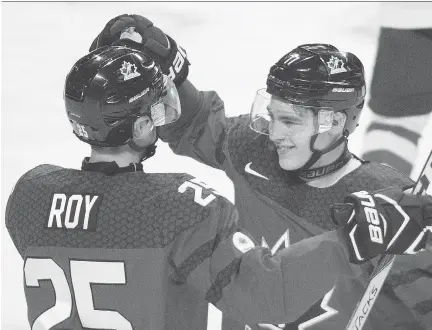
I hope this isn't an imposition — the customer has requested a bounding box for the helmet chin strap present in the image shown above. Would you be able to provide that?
[289,133,352,180]
[128,137,158,162]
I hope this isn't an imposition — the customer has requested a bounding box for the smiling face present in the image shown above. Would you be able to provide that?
[250,90,346,171]
[267,97,316,170]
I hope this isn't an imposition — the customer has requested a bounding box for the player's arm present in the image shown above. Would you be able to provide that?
[5,192,23,258]
[386,247,432,329]
[377,188,432,329]
[160,80,230,169]
[5,166,62,259]
[90,14,234,170]
[168,194,353,324]
[169,186,432,325]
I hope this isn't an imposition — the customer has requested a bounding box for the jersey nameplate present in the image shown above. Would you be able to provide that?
[46,193,102,231]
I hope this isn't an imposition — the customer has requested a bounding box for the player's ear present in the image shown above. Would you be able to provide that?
[133,116,154,139]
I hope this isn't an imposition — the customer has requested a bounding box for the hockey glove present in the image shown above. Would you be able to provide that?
[332,187,432,264]
[90,14,189,86]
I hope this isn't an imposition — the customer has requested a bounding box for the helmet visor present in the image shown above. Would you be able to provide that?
[250,89,343,139]
[150,76,181,126]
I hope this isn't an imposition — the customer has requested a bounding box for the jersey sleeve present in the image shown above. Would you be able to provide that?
[5,189,23,258]
[387,245,432,328]
[158,79,235,170]
[5,165,62,259]
[168,195,363,325]
[5,171,33,258]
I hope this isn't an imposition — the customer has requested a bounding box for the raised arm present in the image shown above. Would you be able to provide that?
[159,79,232,169]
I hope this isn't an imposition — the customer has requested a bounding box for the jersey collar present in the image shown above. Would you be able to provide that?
[81,157,143,175]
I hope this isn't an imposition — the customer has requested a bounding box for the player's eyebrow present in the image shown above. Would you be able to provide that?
[267,106,304,122]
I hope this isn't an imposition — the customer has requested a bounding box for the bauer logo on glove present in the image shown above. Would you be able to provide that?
[351,190,387,245]
[332,187,432,264]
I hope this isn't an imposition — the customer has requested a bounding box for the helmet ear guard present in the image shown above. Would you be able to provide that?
[342,99,365,135]
[316,109,346,134]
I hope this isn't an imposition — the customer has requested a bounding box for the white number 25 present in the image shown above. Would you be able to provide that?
[24,258,132,330]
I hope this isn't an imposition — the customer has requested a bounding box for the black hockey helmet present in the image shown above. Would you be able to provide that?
[64,46,181,148]
[266,44,365,135]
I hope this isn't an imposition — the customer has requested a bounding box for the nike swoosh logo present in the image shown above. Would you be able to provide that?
[245,162,269,180]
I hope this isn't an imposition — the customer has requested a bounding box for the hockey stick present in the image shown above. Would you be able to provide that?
[345,150,432,330]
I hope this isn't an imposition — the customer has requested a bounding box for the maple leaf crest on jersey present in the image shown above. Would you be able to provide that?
[158,81,430,329]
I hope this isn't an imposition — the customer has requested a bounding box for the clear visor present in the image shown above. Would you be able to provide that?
[150,75,181,127]
[250,89,343,139]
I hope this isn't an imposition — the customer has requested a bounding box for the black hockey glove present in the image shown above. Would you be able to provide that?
[90,14,189,86]
[332,187,432,264]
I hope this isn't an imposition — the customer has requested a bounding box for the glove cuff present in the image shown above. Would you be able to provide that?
[162,35,190,86]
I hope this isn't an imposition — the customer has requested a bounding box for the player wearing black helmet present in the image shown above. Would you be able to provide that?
[8,45,431,330]
[65,45,181,162]
[250,44,366,180]
[90,15,432,330]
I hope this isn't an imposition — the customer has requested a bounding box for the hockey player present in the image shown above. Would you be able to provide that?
[90,15,432,329]
[6,46,430,330]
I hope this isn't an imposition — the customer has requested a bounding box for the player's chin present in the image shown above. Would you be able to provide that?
[278,155,304,171]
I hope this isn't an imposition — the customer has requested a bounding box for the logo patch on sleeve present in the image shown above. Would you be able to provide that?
[46,193,102,231]
[233,232,255,253]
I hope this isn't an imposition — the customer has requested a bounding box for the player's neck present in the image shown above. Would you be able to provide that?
[305,142,361,188]
[89,148,142,167]
[306,157,361,188]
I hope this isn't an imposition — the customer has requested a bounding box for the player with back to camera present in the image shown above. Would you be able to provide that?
[90,14,432,330]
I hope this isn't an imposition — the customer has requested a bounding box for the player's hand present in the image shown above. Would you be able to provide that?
[90,14,189,86]
[332,187,432,264]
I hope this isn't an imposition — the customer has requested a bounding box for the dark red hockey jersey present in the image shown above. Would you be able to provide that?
[158,80,432,330]
[5,160,362,330]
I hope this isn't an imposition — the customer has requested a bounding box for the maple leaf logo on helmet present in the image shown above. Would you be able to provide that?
[120,61,141,81]
[326,56,347,74]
